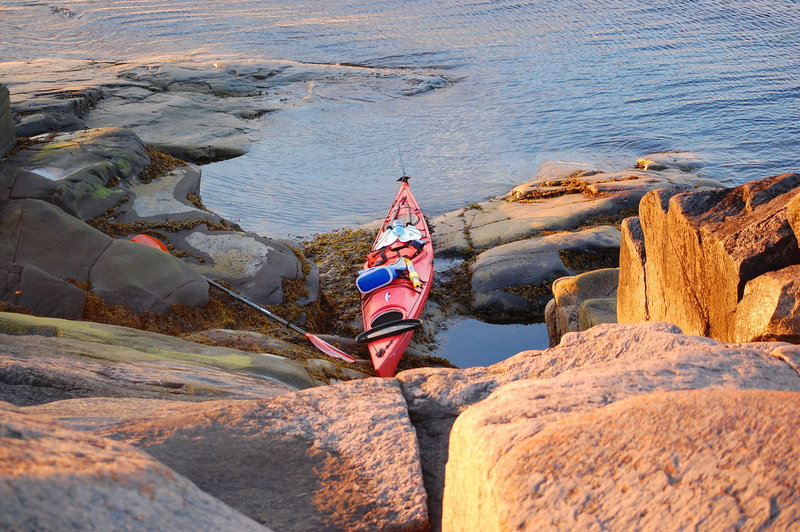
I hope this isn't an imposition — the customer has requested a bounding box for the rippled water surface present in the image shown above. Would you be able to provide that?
[3,0,799,236]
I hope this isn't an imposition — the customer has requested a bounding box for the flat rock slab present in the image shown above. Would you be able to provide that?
[0,402,269,532]
[102,378,429,532]
[0,312,314,406]
[432,162,722,257]
[5,58,449,164]
[441,323,800,531]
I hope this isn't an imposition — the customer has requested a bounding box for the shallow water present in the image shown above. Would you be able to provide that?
[3,0,798,237]
[435,318,549,368]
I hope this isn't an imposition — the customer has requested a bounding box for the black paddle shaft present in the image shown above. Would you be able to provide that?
[205,277,308,336]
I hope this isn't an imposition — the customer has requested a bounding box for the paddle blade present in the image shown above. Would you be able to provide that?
[306,334,356,363]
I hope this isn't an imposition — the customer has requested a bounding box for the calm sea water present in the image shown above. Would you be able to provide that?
[2,0,799,237]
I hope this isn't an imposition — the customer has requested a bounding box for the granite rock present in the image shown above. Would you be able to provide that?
[441,323,800,530]
[471,226,620,322]
[635,173,800,341]
[545,267,619,346]
[734,264,800,343]
[446,389,800,531]
[103,379,429,532]
[0,311,313,406]
[0,402,270,532]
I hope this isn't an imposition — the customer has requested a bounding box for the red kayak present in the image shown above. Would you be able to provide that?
[357,176,433,377]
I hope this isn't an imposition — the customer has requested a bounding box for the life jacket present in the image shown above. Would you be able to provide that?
[366,239,426,268]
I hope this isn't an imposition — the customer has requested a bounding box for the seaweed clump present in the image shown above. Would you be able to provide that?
[139,146,187,184]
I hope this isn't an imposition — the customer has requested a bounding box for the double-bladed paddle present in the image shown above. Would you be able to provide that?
[130,234,356,363]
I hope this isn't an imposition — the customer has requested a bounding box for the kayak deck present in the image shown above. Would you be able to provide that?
[360,178,433,377]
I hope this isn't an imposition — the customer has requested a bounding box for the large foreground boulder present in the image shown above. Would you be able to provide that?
[619,172,800,342]
[101,379,429,532]
[0,402,268,532]
[396,322,800,530]
[445,389,800,530]
[439,322,800,530]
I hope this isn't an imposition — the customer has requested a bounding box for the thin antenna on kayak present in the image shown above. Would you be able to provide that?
[397,146,410,182]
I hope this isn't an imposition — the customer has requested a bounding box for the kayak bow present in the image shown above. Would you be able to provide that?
[359,176,433,377]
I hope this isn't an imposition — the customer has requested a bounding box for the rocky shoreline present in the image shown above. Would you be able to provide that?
[3,63,800,531]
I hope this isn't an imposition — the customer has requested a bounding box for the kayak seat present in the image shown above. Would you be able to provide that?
[371,310,404,329]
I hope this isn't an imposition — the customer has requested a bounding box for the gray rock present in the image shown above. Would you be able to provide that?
[14,111,86,137]
[0,198,209,315]
[0,83,15,156]
[638,173,800,341]
[103,379,429,532]
[578,297,617,330]
[90,239,209,313]
[432,161,722,257]
[471,226,620,322]
[2,128,148,219]
[734,264,800,342]
[16,264,86,320]
[0,311,313,406]
[0,402,270,532]
[441,323,800,530]
[616,216,648,323]
[545,267,619,346]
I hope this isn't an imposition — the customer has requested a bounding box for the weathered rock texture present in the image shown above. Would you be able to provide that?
[616,216,647,323]
[440,322,800,531]
[619,173,800,342]
[102,379,429,532]
[0,197,208,316]
[0,312,314,406]
[734,264,800,342]
[447,389,800,530]
[5,59,448,164]
[544,267,618,346]
[0,402,269,532]
[0,83,15,157]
